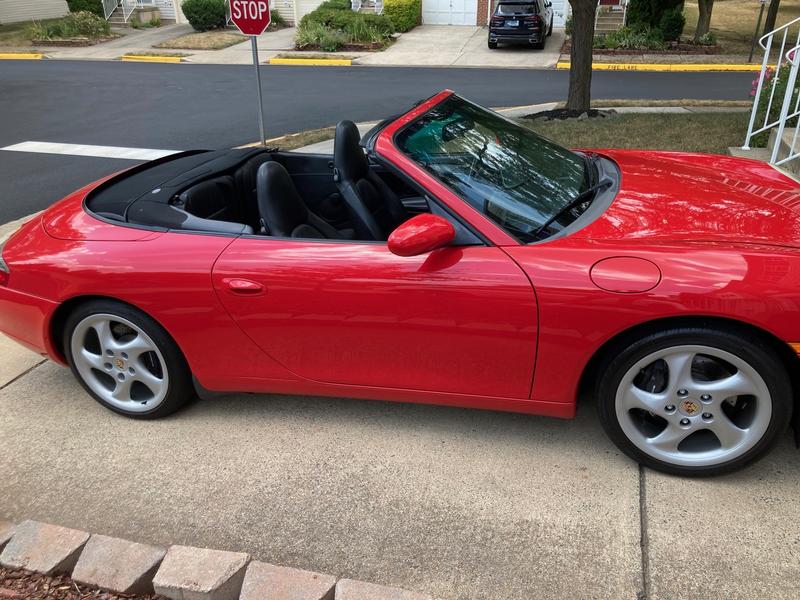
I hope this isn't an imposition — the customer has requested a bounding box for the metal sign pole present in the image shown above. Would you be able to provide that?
[251,35,267,146]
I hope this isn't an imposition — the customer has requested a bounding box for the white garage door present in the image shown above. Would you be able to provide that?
[422,0,477,25]
[550,0,568,26]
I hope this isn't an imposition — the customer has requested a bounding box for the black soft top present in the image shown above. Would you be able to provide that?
[85,148,266,219]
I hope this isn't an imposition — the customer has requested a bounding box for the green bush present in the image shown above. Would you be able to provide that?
[564,14,572,36]
[627,0,683,30]
[659,8,685,41]
[594,26,665,50]
[270,11,286,26]
[383,0,420,32]
[297,0,394,50]
[29,11,110,40]
[751,64,800,147]
[66,0,104,17]
[182,0,227,31]
[696,31,716,45]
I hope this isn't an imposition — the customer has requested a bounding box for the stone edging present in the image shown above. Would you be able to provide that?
[0,520,432,600]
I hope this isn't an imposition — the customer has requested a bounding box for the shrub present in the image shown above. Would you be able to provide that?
[182,0,227,31]
[29,11,110,40]
[696,31,716,45]
[66,0,104,17]
[383,0,420,32]
[297,0,394,50]
[564,14,572,36]
[659,8,685,41]
[751,64,800,147]
[593,26,665,50]
[627,0,683,30]
[270,11,286,26]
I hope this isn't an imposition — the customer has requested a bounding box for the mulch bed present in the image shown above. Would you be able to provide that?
[523,108,616,121]
[561,40,719,55]
[32,37,117,47]
[0,567,164,600]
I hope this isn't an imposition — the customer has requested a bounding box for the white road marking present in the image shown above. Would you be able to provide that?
[1,141,180,161]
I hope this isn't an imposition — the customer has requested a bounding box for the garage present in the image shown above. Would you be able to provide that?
[422,0,478,25]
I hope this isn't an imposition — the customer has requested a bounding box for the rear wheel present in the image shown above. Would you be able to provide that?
[534,36,545,49]
[547,16,553,36]
[64,300,195,419]
[488,40,498,49]
[596,327,792,476]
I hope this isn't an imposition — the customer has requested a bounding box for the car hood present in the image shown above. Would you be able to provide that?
[580,150,800,249]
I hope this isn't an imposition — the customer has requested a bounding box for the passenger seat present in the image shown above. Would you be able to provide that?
[256,162,344,239]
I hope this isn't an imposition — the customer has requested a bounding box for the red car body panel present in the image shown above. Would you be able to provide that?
[2,89,800,421]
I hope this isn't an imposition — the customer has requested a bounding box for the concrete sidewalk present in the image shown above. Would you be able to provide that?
[355,25,564,68]
[27,23,562,69]
[33,25,296,64]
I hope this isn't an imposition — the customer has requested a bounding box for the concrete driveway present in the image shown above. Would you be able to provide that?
[1,338,799,599]
[356,25,564,68]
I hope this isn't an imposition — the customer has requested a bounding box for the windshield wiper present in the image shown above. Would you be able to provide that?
[530,176,613,240]
[581,152,597,188]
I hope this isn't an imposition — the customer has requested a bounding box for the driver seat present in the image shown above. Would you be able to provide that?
[333,120,408,240]
[256,162,343,239]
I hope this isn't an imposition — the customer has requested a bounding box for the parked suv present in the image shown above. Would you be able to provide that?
[488,0,554,49]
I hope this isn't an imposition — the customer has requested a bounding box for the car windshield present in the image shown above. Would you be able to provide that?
[395,95,590,242]
[496,3,536,15]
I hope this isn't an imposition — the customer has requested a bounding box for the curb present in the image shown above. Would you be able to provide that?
[0,520,433,600]
[0,53,44,60]
[556,61,763,72]
[121,54,184,63]
[268,57,352,66]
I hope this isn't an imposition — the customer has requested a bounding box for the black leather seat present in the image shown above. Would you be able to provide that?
[175,176,237,222]
[234,153,272,229]
[256,161,343,239]
[333,120,408,240]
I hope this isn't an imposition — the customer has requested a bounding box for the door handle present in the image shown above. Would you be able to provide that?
[223,278,265,295]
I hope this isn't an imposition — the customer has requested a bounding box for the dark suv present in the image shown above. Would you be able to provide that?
[488,0,554,49]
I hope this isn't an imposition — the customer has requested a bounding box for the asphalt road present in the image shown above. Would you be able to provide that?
[0,60,753,223]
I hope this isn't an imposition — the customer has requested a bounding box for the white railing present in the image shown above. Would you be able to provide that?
[743,17,800,165]
[351,0,362,10]
[122,0,137,21]
[375,0,383,14]
[101,0,118,19]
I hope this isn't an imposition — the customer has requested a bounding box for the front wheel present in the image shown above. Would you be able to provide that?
[596,328,792,476]
[64,299,195,419]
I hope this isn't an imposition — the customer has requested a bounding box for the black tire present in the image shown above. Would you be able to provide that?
[595,326,793,477]
[547,17,553,36]
[534,37,545,49]
[488,40,498,49]
[63,299,195,419]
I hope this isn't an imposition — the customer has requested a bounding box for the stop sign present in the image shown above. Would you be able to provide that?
[229,0,271,36]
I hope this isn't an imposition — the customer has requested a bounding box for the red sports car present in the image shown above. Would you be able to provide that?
[1,90,799,476]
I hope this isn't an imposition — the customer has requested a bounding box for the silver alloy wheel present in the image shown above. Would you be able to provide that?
[70,313,169,413]
[615,344,772,467]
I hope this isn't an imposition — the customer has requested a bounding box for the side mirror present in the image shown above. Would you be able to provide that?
[388,214,456,257]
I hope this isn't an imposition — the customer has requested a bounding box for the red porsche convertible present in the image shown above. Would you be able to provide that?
[1,90,799,476]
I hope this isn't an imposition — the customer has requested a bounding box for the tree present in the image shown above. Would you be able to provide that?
[693,0,713,42]
[763,0,781,36]
[567,0,597,111]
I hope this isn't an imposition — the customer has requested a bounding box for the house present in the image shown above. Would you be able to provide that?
[0,0,69,24]
[423,0,570,27]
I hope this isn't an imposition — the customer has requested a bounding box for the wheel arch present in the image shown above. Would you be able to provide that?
[49,295,175,364]
[577,315,800,415]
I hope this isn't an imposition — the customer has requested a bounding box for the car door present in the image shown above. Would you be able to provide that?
[212,236,538,399]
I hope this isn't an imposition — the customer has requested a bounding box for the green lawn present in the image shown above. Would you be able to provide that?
[684,0,800,54]
[523,112,750,154]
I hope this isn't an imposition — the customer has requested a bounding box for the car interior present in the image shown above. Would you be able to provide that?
[93,120,435,242]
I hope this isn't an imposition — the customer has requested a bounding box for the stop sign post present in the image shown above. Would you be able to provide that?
[229,0,272,145]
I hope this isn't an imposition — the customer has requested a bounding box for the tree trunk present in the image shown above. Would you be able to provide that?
[567,0,596,112]
[693,0,713,42]
[763,0,781,36]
